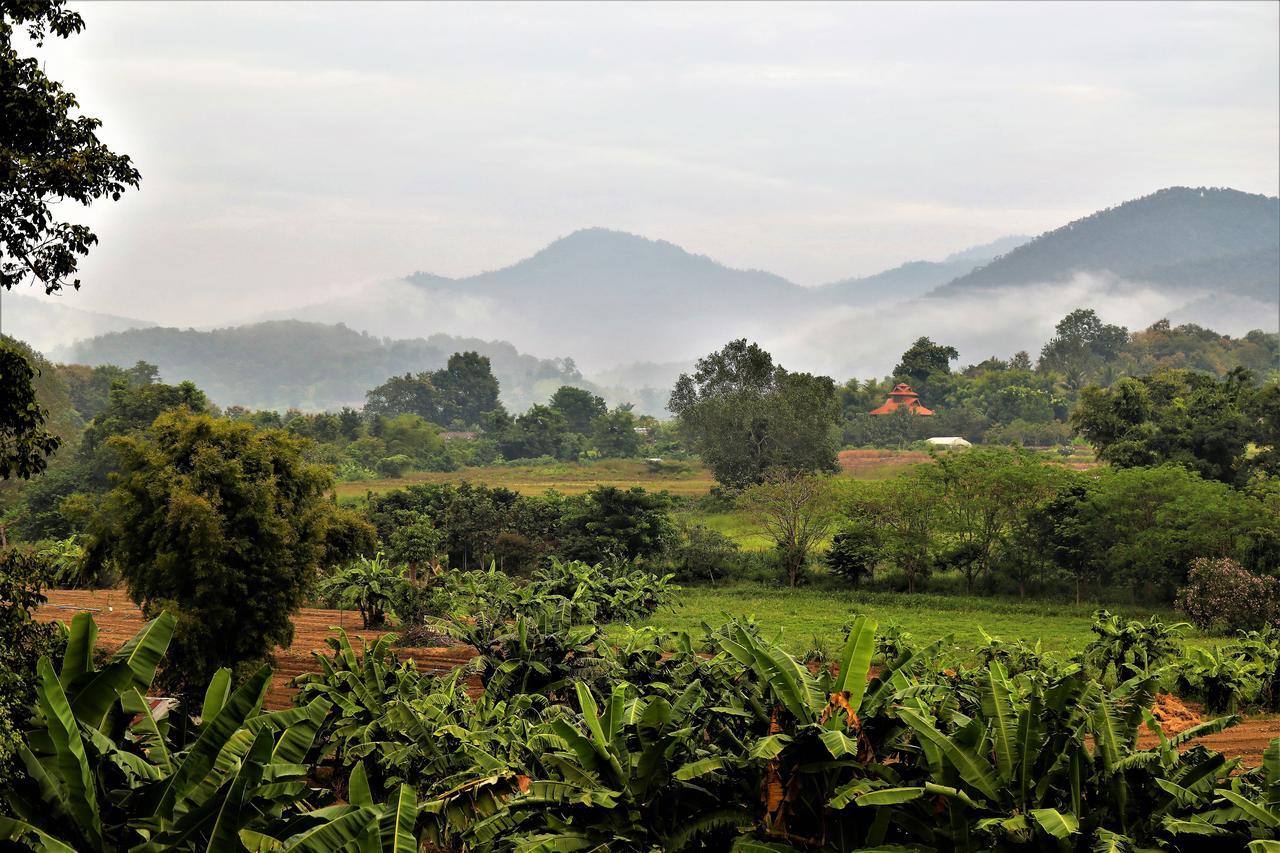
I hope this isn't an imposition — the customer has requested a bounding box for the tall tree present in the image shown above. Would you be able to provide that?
[549,385,607,435]
[365,372,442,422]
[669,340,840,489]
[2,0,141,294]
[433,351,502,426]
[83,411,343,690]
[1038,308,1128,387]
[2,0,138,476]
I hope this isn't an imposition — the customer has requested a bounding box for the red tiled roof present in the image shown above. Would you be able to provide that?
[869,384,934,415]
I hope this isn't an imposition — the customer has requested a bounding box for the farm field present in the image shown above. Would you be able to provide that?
[35,587,1277,767]
[34,590,478,710]
[612,583,1213,657]
[333,457,718,500]
[333,448,949,501]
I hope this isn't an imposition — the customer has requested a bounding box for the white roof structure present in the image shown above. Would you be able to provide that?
[925,436,972,448]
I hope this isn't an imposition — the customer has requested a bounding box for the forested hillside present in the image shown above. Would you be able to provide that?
[58,320,592,412]
[937,187,1280,294]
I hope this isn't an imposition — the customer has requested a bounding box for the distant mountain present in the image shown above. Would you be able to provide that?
[816,235,1030,303]
[2,293,153,354]
[934,187,1279,296]
[244,188,1276,387]
[56,320,595,413]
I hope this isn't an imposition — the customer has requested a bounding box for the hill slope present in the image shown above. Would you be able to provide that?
[935,187,1279,295]
[1,293,154,353]
[56,321,591,413]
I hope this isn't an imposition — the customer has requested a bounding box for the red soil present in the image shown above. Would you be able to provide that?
[36,589,477,710]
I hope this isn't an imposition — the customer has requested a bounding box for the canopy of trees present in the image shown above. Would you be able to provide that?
[669,339,840,488]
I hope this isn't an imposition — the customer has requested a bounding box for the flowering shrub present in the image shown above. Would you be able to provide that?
[1176,556,1280,633]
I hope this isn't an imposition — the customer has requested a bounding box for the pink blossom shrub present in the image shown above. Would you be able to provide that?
[1176,557,1280,633]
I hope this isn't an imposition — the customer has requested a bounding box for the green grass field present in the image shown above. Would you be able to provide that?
[334,458,719,501]
[610,583,1215,658]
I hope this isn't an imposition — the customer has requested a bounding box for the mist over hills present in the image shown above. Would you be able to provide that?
[273,186,1275,382]
[20,185,1280,414]
[935,187,1279,296]
[1,293,154,352]
[56,321,593,413]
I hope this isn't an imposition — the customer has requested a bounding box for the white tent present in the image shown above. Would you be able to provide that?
[925,436,972,449]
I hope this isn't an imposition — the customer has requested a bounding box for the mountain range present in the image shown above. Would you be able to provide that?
[8,186,1277,413]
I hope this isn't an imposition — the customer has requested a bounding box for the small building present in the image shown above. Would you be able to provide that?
[925,436,972,450]
[869,383,934,416]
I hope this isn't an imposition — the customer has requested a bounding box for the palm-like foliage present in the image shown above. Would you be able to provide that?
[0,612,414,852]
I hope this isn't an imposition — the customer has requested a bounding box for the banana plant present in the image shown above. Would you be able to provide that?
[0,611,384,853]
[432,679,755,851]
[1162,738,1280,850]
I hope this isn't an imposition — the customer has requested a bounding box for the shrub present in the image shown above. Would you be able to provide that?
[0,550,65,780]
[824,526,880,585]
[1176,556,1280,633]
[376,453,413,478]
[664,521,739,583]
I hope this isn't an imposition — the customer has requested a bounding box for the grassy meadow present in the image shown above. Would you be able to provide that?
[610,584,1214,658]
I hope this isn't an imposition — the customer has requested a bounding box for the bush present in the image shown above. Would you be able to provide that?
[0,549,65,780]
[1176,556,1280,633]
[376,453,413,478]
[824,526,880,585]
[664,522,739,583]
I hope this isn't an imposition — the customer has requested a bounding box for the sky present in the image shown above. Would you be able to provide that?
[22,0,1280,326]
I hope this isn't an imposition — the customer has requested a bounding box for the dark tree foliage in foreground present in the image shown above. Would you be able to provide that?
[1,0,140,294]
[83,411,348,690]
[0,339,59,478]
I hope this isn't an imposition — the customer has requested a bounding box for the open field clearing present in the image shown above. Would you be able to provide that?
[333,458,719,500]
[335,447,1097,503]
[614,583,1212,657]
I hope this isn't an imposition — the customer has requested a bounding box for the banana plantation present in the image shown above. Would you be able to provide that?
[2,593,1278,853]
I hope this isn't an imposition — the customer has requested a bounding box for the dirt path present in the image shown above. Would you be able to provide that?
[37,589,478,710]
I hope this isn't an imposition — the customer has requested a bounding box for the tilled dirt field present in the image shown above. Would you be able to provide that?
[37,590,478,710]
[36,591,1277,765]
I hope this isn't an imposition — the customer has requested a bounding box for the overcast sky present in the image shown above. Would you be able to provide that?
[25,0,1280,325]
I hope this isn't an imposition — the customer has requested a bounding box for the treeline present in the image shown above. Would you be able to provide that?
[841,310,1277,447]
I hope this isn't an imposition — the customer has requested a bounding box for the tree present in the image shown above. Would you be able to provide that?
[0,339,59,478]
[498,404,580,461]
[83,411,340,691]
[845,477,939,593]
[889,336,959,408]
[2,0,140,295]
[1072,368,1256,485]
[669,340,840,489]
[740,471,836,586]
[433,351,502,426]
[559,486,672,564]
[1038,309,1128,386]
[591,405,641,458]
[894,336,959,386]
[365,372,441,422]
[549,385,607,435]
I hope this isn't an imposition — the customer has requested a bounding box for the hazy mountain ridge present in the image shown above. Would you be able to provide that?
[935,187,1280,295]
[2,293,155,353]
[56,320,596,414]
[815,234,1032,303]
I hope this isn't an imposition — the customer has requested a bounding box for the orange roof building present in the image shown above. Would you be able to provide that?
[869,383,935,416]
